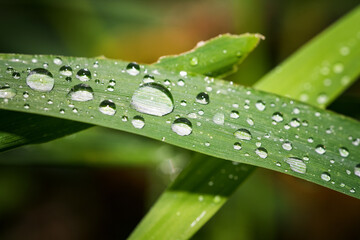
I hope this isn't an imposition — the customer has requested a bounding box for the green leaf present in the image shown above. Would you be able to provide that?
[131,6,360,239]
[0,34,262,152]
[0,54,359,200]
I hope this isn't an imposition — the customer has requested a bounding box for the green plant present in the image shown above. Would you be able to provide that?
[0,5,359,240]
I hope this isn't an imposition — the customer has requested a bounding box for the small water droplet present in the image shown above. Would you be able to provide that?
[6,66,14,73]
[315,144,326,155]
[53,57,62,65]
[196,92,209,105]
[59,109,65,114]
[109,79,116,86]
[76,68,91,81]
[171,118,192,136]
[12,72,20,79]
[339,147,349,157]
[333,63,344,74]
[0,87,17,99]
[177,79,185,86]
[132,116,145,129]
[23,91,29,98]
[213,112,224,125]
[143,74,154,83]
[230,110,239,119]
[317,93,328,105]
[233,142,242,150]
[282,141,293,151]
[255,147,268,159]
[126,62,140,76]
[99,100,116,115]
[131,83,174,116]
[59,65,73,76]
[24,103,30,109]
[246,118,254,126]
[272,112,283,122]
[255,100,266,111]
[286,157,306,174]
[26,68,54,92]
[68,84,94,102]
[290,118,300,128]
[190,57,198,66]
[354,164,360,177]
[321,172,331,182]
[234,128,252,140]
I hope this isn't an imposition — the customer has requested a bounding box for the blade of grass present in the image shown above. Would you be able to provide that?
[129,6,360,239]
[0,34,261,152]
[0,54,359,199]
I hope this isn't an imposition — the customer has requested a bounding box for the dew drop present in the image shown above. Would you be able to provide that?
[255,100,266,111]
[190,57,198,66]
[321,172,331,182]
[246,118,254,126]
[131,83,174,116]
[339,147,349,157]
[26,68,54,92]
[177,79,185,86]
[255,147,268,159]
[213,113,224,125]
[230,110,239,119]
[286,157,306,174]
[76,68,91,81]
[315,144,326,155]
[272,112,283,122]
[233,142,242,150]
[132,116,145,129]
[68,84,94,102]
[143,74,154,83]
[354,164,360,177]
[282,141,293,151]
[23,91,29,98]
[109,79,116,86]
[59,109,65,114]
[12,72,20,79]
[126,62,140,76]
[317,93,328,105]
[196,92,210,105]
[53,57,62,65]
[234,128,252,140]
[171,118,192,136]
[290,118,300,128]
[99,100,116,116]
[0,87,17,99]
[24,103,30,109]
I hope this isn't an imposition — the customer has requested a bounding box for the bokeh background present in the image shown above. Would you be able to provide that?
[0,0,360,239]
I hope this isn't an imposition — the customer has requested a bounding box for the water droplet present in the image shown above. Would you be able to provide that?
[6,66,14,73]
[132,116,145,129]
[321,172,331,182]
[131,83,174,116]
[190,57,198,66]
[233,142,242,150]
[246,118,254,126]
[230,110,239,119]
[109,79,116,86]
[234,129,252,140]
[23,91,29,98]
[171,118,192,136]
[12,72,20,79]
[282,141,293,151]
[24,103,30,109]
[126,62,140,76]
[26,68,54,92]
[272,112,283,122]
[196,92,209,105]
[354,164,360,177]
[59,65,73,76]
[164,79,171,85]
[255,100,266,111]
[286,157,306,174]
[213,113,224,125]
[76,68,91,81]
[53,57,62,65]
[333,63,344,73]
[99,100,116,116]
[339,147,349,157]
[0,87,17,99]
[290,118,300,128]
[315,144,326,155]
[255,147,268,159]
[143,74,154,83]
[59,109,65,114]
[317,93,328,105]
[68,84,94,102]
[177,79,185,86]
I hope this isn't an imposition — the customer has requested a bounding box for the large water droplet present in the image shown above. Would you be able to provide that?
[26,68,54,92]
[315,144,326,155]
[286,157,306,174]
[0,87,17,99]
[59,65,73,76]
[272,112,283,122]
[171,118,192,136]
[196,92,209,105]
[339,147,349,157]
[213,113,224,125]
[132,116,145,129]
[68,84,94,102]
[255,147,268,158]
[76,68,91,81]
[131,83,174,116]
[99,100,116,115]
[126,62,140,76]
[234,129,252,140]
[321,172,331,182]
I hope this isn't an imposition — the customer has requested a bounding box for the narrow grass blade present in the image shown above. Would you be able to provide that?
[0,54,359,200]
[0,34,261,152]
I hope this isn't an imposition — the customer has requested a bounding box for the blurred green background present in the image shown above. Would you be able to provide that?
[0,0,360,239]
